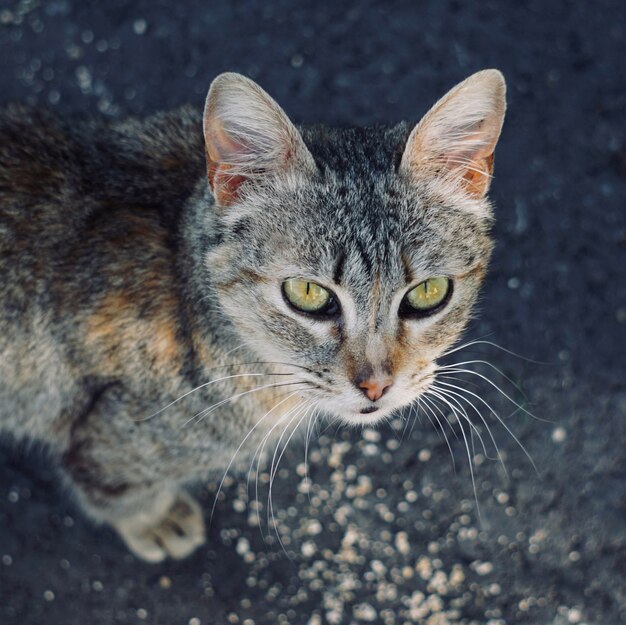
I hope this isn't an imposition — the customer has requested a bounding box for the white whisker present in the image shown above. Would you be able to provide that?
[428,387,489,458]
[138,371,295,422]
[267,403,313,554]
[419,394,457,470]
[443,339,548,364]
[184,381,308,428]
[209,390,304,524]
[432,385,498,473]
[426,387,481,515]
[439,357,529,398]
[435,376,538,474]
[303,406,320,505]
[438,365,544,422]
[247,399,309,526]
[433,381,506,470]
[400,402,415,442]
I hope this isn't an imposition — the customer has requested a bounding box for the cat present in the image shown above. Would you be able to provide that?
[0,69,506,562]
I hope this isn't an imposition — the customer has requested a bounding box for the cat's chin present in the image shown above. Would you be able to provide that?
[333,406,398,428]
[312,396,407,428]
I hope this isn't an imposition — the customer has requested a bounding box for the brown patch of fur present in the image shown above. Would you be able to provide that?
[457,264,485,280]
[82,212,184,379]
[341,343,360,386]
[389,322,427,378]
[85,289,182,379]
[193,337,218,373]
[2,161,65,197]
[254,385,302,420]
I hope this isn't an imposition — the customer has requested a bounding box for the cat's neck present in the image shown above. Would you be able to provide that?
[178,182,257,378]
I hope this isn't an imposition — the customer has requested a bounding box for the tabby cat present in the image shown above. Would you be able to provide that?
[0,70,505,561]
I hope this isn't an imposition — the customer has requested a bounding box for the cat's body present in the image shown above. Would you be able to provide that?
[0,71,505,561]
[0,105,295,558]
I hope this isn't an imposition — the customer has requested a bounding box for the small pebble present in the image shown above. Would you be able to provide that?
[362,443,378,456]
[552,427,567,443]
[362,429,380,442]
[301,541,316,557]
[353,602,377,621]
[496,492,509,504]
[133,19,147,35]
[394,531,410,555]
[236,537,250,556]
[159,576,172,589]
[473,561,494,575]
[290,54,304,68]
[418,449,431,462]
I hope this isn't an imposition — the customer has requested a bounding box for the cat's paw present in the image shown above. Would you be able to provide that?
[114,492,206,563]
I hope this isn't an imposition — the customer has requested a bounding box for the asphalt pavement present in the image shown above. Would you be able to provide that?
[0,1,625,624]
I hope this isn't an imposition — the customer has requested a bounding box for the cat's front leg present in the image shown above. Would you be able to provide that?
[61,390,206,562]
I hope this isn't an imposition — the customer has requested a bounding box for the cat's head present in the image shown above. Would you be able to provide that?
[202,70,506,425]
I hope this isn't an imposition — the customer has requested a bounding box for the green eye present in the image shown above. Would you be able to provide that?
[283,279,334,314]
[404,277,451,314]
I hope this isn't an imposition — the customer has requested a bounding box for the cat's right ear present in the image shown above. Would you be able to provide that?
[203,73,316,208]
[400,69,506,199]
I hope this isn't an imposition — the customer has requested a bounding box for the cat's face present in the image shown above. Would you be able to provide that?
[203,71,505,425]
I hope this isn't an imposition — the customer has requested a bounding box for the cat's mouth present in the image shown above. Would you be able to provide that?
[359,406,379,415]
[312,373,435,426]
[338,400,400,424]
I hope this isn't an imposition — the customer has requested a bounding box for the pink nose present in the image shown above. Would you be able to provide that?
[358,377,394,402]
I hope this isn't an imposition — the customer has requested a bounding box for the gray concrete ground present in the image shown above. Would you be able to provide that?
[0,1,625,624]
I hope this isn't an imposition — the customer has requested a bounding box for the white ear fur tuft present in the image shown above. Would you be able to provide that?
[203,73,315,206]
[400,69,506,198]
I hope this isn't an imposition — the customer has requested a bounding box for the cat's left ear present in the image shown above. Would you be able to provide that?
[203,73,316,207]
[400,69,506,199]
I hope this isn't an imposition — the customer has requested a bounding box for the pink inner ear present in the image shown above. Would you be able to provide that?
[434,121,496,197]
[202,74,318,207]
[205,121,252,206]
[440,132,496,198]
[457,152,494,198]
[207,161,247,207]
